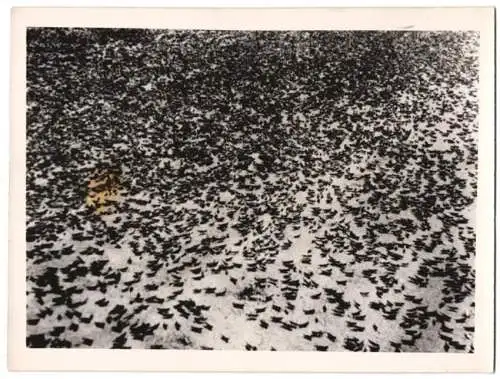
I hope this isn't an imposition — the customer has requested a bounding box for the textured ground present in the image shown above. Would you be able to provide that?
[26,29,478,351]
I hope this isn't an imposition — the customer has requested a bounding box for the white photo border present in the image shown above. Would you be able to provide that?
[9,7,495,372]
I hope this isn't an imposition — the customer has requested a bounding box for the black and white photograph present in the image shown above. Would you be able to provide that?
[9,6,495,373]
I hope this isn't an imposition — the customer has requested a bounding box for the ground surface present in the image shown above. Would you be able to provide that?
[26,29,478,351]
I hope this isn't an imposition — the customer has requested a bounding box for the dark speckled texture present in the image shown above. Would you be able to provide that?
[26,28,478,351]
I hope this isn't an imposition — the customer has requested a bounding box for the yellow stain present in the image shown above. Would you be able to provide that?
[85,171,122,215]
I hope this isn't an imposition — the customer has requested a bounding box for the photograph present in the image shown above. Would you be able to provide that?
[10,7,495,372]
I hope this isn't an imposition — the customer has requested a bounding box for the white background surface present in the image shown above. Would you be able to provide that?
[2,0,497,377]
